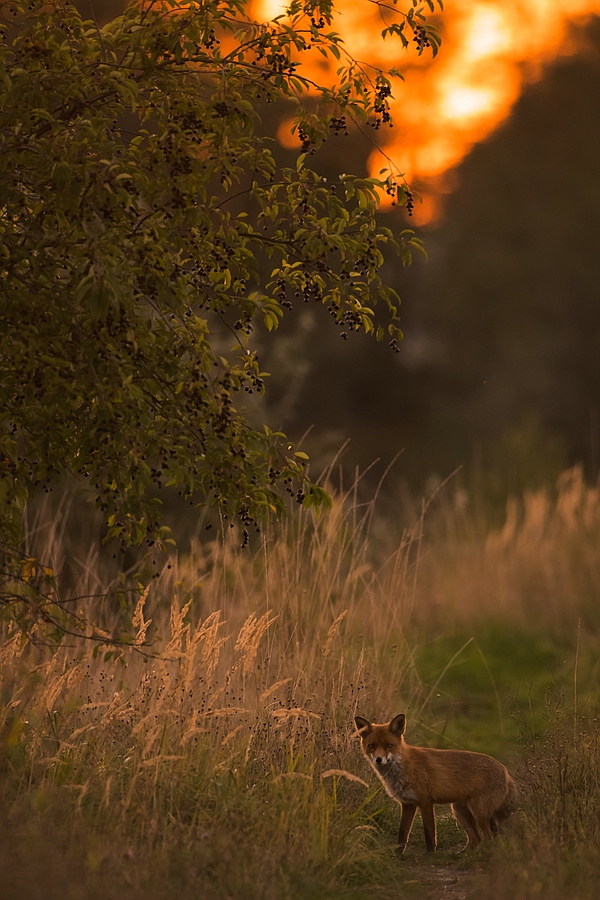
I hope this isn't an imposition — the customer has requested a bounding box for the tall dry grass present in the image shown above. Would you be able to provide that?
[413,465,600,635]
[0,487,431,899]
[2,465,600,898]
[472,705,600,900]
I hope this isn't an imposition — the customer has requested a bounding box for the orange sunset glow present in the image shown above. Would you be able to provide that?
[254,0,600,222]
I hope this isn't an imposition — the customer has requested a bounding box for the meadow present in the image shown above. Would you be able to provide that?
[1,465,600,899]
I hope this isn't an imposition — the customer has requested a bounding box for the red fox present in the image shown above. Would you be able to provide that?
[355,714,517,852]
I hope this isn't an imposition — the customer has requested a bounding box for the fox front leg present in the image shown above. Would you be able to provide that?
[397,802,417,853]
[420,801,437,852]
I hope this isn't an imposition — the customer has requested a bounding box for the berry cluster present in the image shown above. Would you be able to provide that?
[371,79,392,129]
[413,25,431,51]
[274,277,293,309]
[297,127,316,154]
[384,179,398,204]
[301,280,323,303]
[234,315,253,335]
[162,131,193,177]
[252,32,298,79]
[202,29,218,49]
[326,297,365,338]
[175,109,206,136]
[212,101,230,118]
[329,115,349,136]
[281,477,304,504]
[389,183,415,215]
[243,372,264,394]
[340,307,363,332]
[263,49,297,77]
[19,37,49,61]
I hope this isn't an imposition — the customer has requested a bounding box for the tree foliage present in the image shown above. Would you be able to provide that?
[0,0,438,601]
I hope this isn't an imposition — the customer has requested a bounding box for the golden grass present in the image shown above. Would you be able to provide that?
[0,488,428,898]
[413,465,600,634]
[473,706,600,900]
[1,466,600,898]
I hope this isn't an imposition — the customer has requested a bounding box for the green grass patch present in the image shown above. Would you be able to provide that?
[412,625,599,759]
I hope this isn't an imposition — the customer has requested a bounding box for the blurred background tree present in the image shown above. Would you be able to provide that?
[399,17,600,498]
[260,15,600,506]
[77,3,600,508]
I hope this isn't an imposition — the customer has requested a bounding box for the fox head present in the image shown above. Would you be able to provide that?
[355,714,406,768]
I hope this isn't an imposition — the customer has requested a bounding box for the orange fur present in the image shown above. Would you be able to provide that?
[355,714,517,852]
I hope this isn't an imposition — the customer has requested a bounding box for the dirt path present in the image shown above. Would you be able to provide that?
[400,861,482,900]
[422,864,481,899]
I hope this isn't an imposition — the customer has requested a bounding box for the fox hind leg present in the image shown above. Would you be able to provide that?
[451,803,481,850]
[467,796,496,842]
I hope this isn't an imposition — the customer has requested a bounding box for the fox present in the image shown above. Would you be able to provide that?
[355,713,517,853]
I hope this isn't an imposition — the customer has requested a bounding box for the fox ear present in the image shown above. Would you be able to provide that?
[354,716,372,735]
[389,714,406,735]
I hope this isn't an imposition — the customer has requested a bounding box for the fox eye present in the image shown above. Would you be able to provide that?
[367,744,376,752]
[385,743,393,750]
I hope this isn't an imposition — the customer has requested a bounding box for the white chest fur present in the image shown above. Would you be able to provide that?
[372,754,418,804]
